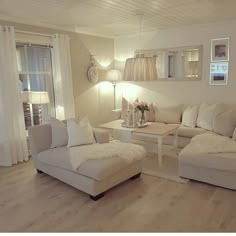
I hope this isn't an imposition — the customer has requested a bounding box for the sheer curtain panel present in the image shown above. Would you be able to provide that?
[52,34,75,120]
[0,25,28,166]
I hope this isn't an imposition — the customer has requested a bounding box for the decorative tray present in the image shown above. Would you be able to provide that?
[121,122,148,128]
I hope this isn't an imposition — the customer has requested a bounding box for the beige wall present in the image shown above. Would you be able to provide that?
[114,20,236,108]
[0,20,114,126]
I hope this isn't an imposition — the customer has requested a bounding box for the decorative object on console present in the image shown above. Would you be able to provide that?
[106,69,122,109]
[22,91,49,126]
[87,55,98,83]
[121,97,138,120]
[123,14,158,81]
[134,101,150,126]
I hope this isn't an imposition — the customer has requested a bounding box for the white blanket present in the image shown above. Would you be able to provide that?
[191,133,236,154]
[69,141,146,171]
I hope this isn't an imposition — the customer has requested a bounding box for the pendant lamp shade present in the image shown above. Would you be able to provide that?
[123,56,158,81]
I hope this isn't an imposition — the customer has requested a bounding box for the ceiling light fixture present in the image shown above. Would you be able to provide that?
[123,14,158,81]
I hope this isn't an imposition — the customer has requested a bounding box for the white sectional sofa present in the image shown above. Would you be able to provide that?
[28,123,145,200]
[116,100,236,190]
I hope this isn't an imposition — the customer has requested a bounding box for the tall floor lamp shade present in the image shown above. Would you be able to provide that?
[106,69,122,109]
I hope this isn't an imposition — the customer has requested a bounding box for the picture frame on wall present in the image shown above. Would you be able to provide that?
[211,38,229,62]
[210,62,228,86]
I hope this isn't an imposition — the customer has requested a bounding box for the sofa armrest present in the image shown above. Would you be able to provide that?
[28,124,52,155]
[93,128,110,144]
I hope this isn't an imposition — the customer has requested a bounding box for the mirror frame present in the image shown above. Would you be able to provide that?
[135,45,203,81]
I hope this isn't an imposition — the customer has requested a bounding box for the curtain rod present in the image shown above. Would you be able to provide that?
[15,30,55,38]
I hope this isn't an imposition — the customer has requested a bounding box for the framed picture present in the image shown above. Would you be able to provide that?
[210,62,228,85]
[211,38,229,62]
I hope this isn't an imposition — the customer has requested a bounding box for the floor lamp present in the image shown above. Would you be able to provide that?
[106,69,122,109]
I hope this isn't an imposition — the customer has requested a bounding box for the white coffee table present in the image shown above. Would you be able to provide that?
[99,120,179,166]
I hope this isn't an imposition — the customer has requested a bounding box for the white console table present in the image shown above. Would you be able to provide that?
[99,120,179,166]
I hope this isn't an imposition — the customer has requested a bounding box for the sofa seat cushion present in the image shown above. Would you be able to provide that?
[37,146,142,181]
[177,126,207,138]
[179,141,236,173]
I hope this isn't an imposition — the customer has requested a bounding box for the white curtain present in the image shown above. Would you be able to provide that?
[0,25,28,166]
[52,34,75,120]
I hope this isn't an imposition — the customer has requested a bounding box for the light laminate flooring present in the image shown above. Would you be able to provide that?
[0,160,236,232]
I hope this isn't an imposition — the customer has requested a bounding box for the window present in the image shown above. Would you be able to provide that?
[16,44,55,128]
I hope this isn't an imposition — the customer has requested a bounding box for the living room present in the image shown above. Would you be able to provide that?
[1,0,236,234]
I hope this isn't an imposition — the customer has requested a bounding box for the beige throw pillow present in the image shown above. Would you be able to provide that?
[213,109,236,137]
[67,117,95,148]
[182,106,198,128]
[233,128,236,141]
[197,103,224,131]
[155,105,182,124]
[145,103,155,122]
[50,117,68,148]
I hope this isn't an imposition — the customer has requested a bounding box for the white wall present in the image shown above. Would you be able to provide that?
[114,20,236,108]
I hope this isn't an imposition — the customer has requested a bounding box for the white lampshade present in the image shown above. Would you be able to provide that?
[22,91,50,104]
[106,69,122,82]
[123,57,158,81]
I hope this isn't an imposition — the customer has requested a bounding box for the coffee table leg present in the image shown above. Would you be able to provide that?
[158,136,163,167]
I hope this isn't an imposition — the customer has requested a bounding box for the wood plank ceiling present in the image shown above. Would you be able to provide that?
[0,0,236,37]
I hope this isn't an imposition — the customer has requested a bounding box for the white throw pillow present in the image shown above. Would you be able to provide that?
[155,105,182,124]
[50,117,68,148]
[213,109,236,137]
[233,128,236,141]
[197,103,224,131]
[182,106,198,128]
[67,117,95,148]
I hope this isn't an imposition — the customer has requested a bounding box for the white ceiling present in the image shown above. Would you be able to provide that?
[1,0,236,38]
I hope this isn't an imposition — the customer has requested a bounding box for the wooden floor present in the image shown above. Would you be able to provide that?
[1,160,236,232]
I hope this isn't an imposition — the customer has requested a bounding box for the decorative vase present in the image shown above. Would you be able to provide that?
[139,111,146,125]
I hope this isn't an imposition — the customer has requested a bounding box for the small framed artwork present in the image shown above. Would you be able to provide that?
[210,62,228,85]
[211,38,229,62]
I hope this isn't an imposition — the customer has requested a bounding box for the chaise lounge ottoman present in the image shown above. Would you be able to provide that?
[29,124,146,200]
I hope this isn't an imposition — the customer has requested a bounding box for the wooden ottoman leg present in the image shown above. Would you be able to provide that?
[130,172,141,180]
[90,192,105,201]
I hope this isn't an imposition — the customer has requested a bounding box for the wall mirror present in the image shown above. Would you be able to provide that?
[135,45,203,81]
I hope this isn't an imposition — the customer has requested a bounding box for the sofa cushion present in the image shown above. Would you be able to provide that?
[179,142,236,173]
[50,117,68,148]
[37,146,139,181]
[213,109,236,137]
[197,103,225,131]
[182,105,198,128]
[177,126,207,138]
[38,146,72,171]
[155,105,182,124]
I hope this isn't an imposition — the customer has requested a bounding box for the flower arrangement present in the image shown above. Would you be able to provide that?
[134,101,150,113]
